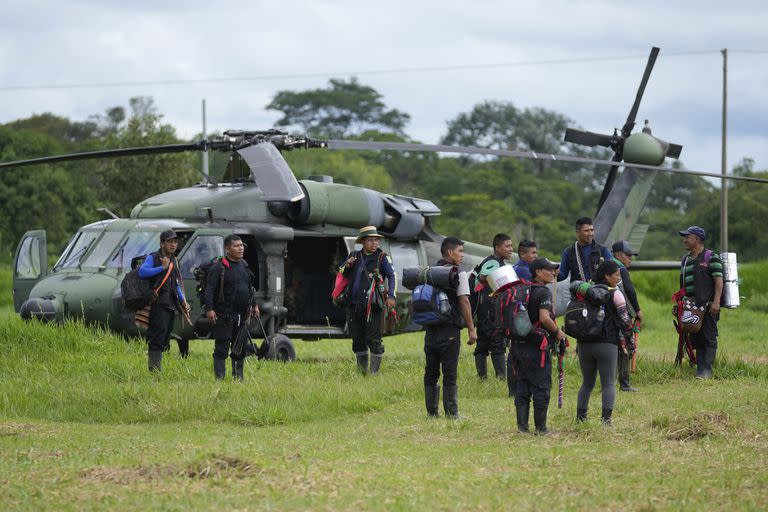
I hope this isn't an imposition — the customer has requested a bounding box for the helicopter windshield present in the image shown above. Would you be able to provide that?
[107,231,160,269]
[80,231,126,268]
[54,231,100,270]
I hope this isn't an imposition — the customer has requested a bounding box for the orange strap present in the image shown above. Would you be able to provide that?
[154,261,174,295]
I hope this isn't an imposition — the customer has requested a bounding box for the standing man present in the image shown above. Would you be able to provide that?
[339,226,396,375]
[471,259,505,380]
[611,240,642,392]
[204,234,260,381]
[510,257,566,434]
[471,233,514,287]
[558,217,612,284]
[424,237,477,418]
[138,229,190,373]
[679,226,723,379]
[513,240,538,282]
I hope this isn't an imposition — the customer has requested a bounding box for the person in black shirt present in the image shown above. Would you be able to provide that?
[611,240,641,392]
[204,234,260,381]
[509,257,566,434]
[471,259,506,380]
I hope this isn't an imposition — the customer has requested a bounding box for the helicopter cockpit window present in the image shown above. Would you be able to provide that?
[389,242,420,284]
[180,235,224,278]
[107,231,160,269]
[80,231,125,268]
[15,236,41,279]
[55,231,99,270]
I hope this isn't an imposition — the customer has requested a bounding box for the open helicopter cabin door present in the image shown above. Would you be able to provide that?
[12,230,48,311]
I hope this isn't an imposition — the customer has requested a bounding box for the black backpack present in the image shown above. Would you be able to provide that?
[563,283,612,341]
[194,257,229,305]
[120,255,153,312]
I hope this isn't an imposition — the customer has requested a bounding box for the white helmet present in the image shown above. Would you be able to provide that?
[487,265,519,292]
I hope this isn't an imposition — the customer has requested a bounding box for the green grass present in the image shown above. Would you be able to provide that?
[1,311,767,511]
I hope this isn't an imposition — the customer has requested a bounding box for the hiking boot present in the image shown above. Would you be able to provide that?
[232,358,244,382]
[425,385,440,417]
[534,407,549,434]
[490,353,506,380]
[213,357,226,380]
[516,404,530,433]
[443,385,459,419]
[355,352,369,375]
[601,408,613,426]
[369,353,383,375]
[148,351,162,373]
[474,354,488,379]
[620,384,638,392]
[576,408,588,422]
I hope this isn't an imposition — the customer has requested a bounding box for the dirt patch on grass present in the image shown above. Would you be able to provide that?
[0,423,36,437]
[660,412,731,441]
[181,455,260,479]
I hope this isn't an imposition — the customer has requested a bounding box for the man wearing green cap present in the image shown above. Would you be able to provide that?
[471,259,506,379]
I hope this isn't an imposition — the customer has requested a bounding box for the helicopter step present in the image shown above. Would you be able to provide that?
[282,324,346,341]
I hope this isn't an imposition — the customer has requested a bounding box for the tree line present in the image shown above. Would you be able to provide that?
[1,79,766,262]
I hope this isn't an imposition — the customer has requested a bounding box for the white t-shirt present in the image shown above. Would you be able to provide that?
[456,270,470,297]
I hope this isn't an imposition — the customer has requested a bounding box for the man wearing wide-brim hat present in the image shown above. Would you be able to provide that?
[338,226,397,374]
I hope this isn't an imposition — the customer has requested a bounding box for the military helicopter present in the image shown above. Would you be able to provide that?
[4,48,766,360]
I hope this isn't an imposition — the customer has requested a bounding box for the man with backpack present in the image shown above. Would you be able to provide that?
[338,226,396,375]
[558,217,612,284]
[471,259,505,380]
[508,257,566,434]
[138,229,191,373]
[678,226,723,379]
[424,237,477,418]
[611,240,642,391]
[203,234,260,381]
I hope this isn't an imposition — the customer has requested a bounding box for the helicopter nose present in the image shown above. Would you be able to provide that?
[19,297,58,322]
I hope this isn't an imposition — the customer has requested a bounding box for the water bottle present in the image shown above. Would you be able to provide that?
[596,305,606,323]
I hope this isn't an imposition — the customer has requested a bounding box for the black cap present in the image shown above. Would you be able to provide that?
[160,229,178,242]
[531,257,560,273]
[611,240,638,255]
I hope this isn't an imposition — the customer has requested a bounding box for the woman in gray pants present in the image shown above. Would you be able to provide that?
[576,260,634,425]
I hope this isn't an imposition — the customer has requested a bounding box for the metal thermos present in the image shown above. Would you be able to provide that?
[720,252,740,308]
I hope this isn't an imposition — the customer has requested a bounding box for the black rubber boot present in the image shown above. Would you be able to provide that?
[601,408,613,426]
[516,404,530,433]
[443,385,459,419]
[474,354,488,379]
[619,353,637,391]
[213,357,226,380]
[355,352,369,375]
[576,408,588,422]
[148,351,162,373]
[369,353,383,375]
[425,385,440,417]
[491,353,506,380]
[232,358,244,382]
[698,346,716,379]
[534,407,549,434]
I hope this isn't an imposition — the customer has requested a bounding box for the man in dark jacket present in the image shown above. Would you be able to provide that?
[204,234,260,381]
[138,229,190,372]
[679,226,723,379]
[558,217,611,283]
[339,226,396,375]
[471,259,504,379]
[611,240,642,391]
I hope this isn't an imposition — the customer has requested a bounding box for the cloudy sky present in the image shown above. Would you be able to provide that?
[2,1,767,177]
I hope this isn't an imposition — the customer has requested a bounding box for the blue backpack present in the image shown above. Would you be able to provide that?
[411,284,452,326]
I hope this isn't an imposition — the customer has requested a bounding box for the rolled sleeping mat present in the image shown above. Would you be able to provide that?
[402,265,459,291]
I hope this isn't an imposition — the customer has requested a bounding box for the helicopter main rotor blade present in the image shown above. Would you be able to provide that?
[563,128,613,148]
[0,142,205,169]
[623,46,660,136]
[237,143,305,202]
[326,139,768,184]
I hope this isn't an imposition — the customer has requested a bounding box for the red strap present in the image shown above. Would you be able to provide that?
[539,334,548,368]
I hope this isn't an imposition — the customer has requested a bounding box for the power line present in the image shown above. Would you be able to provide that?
[2,49,761,93]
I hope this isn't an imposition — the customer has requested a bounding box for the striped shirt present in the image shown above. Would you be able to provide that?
[682,250,723,296]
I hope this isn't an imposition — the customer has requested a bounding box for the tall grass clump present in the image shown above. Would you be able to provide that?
[0,265,12,308]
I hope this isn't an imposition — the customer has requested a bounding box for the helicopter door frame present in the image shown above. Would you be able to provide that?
[12,230,48,312]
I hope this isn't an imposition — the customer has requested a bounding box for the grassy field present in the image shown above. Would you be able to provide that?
[1,266,767,510]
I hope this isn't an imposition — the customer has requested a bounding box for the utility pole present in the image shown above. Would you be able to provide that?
[720,49,728,253]
[202,99,209,179]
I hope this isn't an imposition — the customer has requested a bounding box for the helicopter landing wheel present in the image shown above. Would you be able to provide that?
[263,334,296,362]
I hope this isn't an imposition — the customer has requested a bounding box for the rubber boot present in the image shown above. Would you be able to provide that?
[534,407,549,434]
[699,346,716,379]
[232,358,244,382]
[576,408,588,422]
[601,408,613,426]
[425,385,440,417]
[369,353,383,375]
[148,351,162,373]
[491,353,506,380]
[619,353,637,391]
[516,404,530,433]
[213,357,226,380]
[443,385,459,419]
[474,354,488,379]
[355,351,369,375]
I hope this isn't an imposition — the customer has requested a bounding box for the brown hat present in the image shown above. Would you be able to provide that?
[356,226,384,242]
